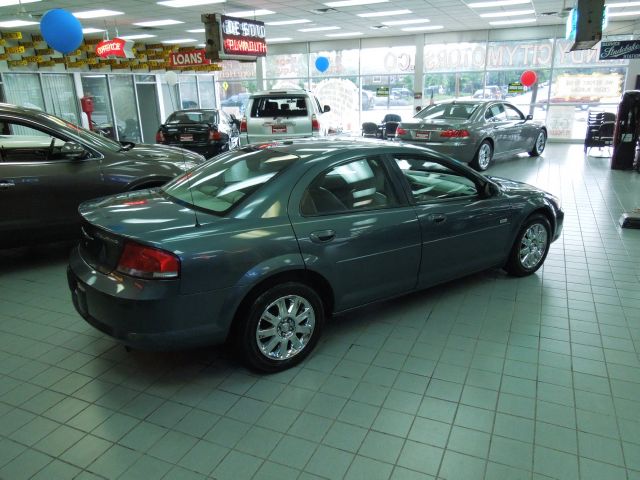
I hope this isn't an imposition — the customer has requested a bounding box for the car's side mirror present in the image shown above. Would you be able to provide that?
[323,105,331,113]
[61,141,87,159]
[482,182,498,197]
[526,114,533,121]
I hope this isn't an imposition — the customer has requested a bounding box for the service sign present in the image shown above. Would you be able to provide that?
[220,15,267,57]
[95,38,135,59]
[170,49,211,68]
[600,40,640,60]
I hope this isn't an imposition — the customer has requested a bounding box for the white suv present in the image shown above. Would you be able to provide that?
[239,90,331,146]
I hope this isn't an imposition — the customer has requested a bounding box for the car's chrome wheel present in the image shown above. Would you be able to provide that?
[519,223,548,270]
[529,131,546,156]
[472,141,493,171]
[256,295,316,361]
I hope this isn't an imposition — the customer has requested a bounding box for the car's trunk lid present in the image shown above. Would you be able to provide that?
[162,123,210,144]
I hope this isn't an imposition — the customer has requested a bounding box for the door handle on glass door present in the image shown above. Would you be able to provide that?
[310,229,336,243]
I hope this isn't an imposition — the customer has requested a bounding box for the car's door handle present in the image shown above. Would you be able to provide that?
[310,229,336,243]
[0,180,15,190]
[428,213,446,224]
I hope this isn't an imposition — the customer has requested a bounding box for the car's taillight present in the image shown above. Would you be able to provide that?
[155,130,165,143]
[116,242,180,279]
[209,129,222,141]
[240,117,247,133]
[312,114,320,132]
[440,129,470,138]
[396,127,407,136]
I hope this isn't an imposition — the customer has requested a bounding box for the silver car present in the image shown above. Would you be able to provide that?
[395,100,547,171]
[239,90,331,146]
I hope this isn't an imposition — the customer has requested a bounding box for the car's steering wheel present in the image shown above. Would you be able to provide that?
[46,137,55,161]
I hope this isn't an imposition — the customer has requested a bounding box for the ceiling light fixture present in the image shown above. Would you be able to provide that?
[467,0,530,7]
[489,17,535,24]
[298,26,340,31]
[134,19,184,27]
[266,19,311,25]
[0,19,37,27]
[325,0,387,6]
[82,28,105,34]
[226,9,275,16]
[267,37,292,42]
[606,1,640,6]
[161,38,197,44]
[157,0,225,7]
[0,0,40,6]
[187,28,205,32]
[119,34,157,40]
[479,9,534,17]
[401,25,444,31]
[73,9,123,19]
[381,18,430,25]
[326,31,362,36]
[358,9,412,17]
[607,9,640,15]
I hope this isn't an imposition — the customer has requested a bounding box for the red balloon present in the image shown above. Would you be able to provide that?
[520,70,537,87]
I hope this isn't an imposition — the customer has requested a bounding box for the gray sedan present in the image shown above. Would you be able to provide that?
[396,100,547,171]
[68,139,563,372]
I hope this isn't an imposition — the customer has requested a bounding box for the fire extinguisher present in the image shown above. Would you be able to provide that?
[80,95,95,130]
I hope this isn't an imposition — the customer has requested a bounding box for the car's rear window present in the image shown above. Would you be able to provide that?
[250,96,308,118]
[162,147,299,214]
[167,111,218,124]
[416,103,479,120]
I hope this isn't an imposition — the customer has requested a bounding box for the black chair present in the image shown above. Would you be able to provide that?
[378,114,402,139]
[362,122,378,137]
[585,110,616,154]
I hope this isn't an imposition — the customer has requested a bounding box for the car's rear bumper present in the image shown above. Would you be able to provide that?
[67,248,230,350]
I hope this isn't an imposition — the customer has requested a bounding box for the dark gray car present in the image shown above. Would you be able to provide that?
[68,138,563,372]
[395,100,547,171]
[0,104,205,248]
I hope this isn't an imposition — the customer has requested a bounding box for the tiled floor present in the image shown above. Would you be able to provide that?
[1,143,640,480]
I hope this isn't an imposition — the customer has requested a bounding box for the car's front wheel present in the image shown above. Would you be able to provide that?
[504,214,551,276]
[239,282,324,372]
[529,131,546,157]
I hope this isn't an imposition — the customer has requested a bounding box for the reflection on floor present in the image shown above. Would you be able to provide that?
[1,144,640,480]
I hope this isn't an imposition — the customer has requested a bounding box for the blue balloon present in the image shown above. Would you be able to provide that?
[40,9,83,55]
[315,56,329,73]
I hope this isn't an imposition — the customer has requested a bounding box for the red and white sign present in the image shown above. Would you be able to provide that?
[169,49,211,68]
[95,38,135,59]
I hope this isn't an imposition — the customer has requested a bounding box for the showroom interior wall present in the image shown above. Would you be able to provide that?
[0,21,636,143]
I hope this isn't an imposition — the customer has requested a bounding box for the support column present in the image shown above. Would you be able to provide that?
[414,35,425,111]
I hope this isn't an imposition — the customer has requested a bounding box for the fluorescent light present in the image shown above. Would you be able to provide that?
[157,0,225,6]
[402,25,444,31]
[480,9,535,17]
[119,34,157,40]
[267,37,292,42]
[134,19,184,27]
[266,19,311,25]
[299,26,340,32]
[0,20,37,27]
[607,9,640,15]
[0,0,40,6]
[162,38,197,44]
[326,31,362,36]
[358,9,412,17]
[490,18,536,24]
[187,28,205,32]
[325,0,387,6]
[82,28,105,34]
[73,9,123,19]
[226,9,275,16]
[607,1,640,6]
[382,18,430,25]
[468,0,530,7]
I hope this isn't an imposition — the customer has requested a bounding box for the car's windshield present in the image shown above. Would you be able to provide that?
[250,96,308,118]
[167,110,218,124]
[162,147,299,214]
[39,113,124,152]
[416,103,479,120]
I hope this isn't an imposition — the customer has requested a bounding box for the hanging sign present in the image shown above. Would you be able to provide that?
[201,13,266,62]
[508,82,524,94]
[376,86,389,97]
[599,40,640,60]
[2,32,22,40]
[95,38,135,59]
[169,49,211,68]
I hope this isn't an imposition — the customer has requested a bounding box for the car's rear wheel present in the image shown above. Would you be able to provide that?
[504,214,551,276]
[529,131,546,157]
[239,282,324,372]
[471,140,493,171]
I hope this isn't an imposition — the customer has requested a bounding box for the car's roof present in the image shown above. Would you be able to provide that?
[171,108,218,113]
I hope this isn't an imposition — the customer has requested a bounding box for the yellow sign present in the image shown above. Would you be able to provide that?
[32,34,43,42]
[54,57,66,64]
[6,46,25,54]
[24,56,43,63]
[3,32,22,40]
[223,81,229,91]
[8,60,28,67]
[19,41,34,48]
[36,48,54,55]
[0,53,9,61]
[38,60,56,67]
[0,39,6,47]
[66,60,87,68]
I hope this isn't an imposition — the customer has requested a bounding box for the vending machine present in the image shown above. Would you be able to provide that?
[611,90,640,170]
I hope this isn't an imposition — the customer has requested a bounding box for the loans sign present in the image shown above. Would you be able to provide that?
[95,38,134,59]
[169,49,211,67]
[599,40,640,60]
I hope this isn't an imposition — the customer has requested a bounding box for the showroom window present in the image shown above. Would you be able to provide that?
[41,74,80,125]
[110,75,142,143]
[3,73,45,111]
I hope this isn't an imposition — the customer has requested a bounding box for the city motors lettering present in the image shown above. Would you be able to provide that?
[424,43,554,71]
[170,50,210,67]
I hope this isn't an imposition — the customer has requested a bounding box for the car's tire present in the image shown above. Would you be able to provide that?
[529,130,546,157]
[471,140,493,171]
[504,214,551,277]
[238,282,324,373]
